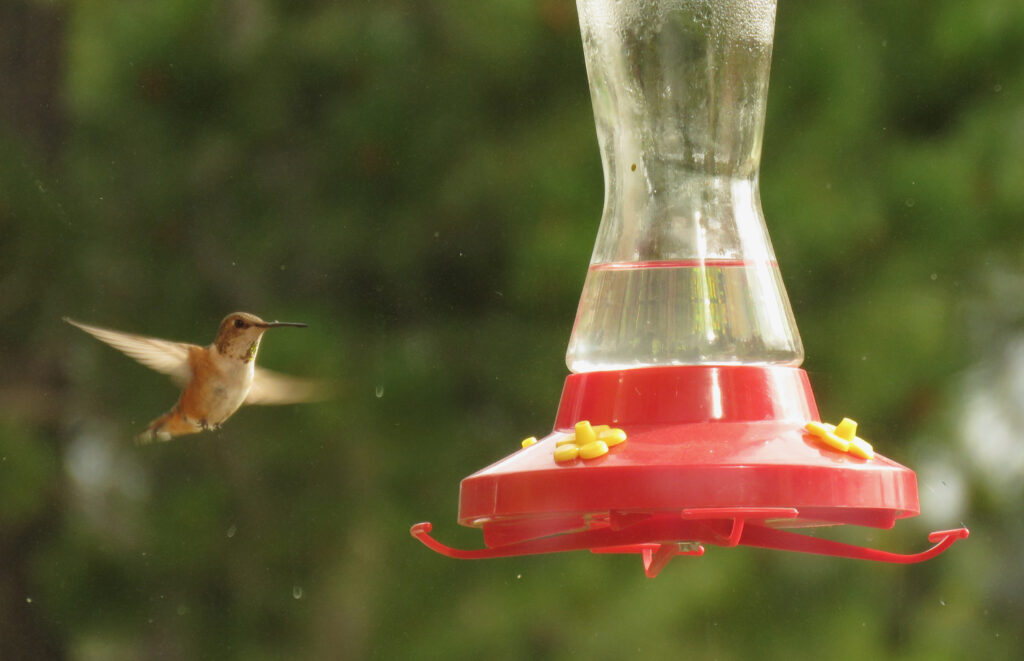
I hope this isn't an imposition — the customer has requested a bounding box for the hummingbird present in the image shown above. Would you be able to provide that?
[65,312,323,443]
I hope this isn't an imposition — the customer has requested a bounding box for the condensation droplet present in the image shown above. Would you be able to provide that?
[292,585,304,600]
[375,384,384,398]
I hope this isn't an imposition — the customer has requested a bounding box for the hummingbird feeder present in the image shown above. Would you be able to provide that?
[412,0,967,576]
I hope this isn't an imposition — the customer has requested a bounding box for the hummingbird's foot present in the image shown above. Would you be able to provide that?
[197,419,224,432]
[135,427,172,445]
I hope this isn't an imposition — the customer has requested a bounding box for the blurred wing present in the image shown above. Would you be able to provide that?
[65,317,195,386]
[247,367,327,405]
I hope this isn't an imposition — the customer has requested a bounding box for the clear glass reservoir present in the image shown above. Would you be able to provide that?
[566,0,803,372]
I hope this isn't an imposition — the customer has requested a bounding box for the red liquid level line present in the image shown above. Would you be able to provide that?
[590,259,779,271]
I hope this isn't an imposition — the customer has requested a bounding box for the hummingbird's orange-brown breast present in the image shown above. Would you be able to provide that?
[175,344,254,427]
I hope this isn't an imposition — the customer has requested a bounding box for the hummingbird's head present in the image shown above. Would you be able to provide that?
[215,312,307,362]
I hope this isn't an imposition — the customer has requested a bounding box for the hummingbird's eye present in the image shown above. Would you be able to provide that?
[234,319,246,329]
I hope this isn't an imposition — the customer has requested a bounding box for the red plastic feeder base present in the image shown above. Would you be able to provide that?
[412,366,967,576]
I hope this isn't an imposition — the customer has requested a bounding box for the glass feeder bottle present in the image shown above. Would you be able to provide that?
[566,0,803,372]
[411,0,969,574]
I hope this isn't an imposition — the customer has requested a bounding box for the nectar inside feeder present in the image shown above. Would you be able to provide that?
[412,0,967,577]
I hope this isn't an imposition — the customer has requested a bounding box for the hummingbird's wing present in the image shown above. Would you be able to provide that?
[246,367,328,405]
[64,317,196,386]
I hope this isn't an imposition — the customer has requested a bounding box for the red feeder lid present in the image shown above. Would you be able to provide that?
[412,366,968,576]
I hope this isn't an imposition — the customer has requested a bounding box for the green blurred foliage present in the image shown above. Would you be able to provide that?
[1,0,1022,659]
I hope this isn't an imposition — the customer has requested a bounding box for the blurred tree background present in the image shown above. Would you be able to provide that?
[1,0,1022,658]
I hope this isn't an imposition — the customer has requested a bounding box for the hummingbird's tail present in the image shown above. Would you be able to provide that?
[136,407,203,444]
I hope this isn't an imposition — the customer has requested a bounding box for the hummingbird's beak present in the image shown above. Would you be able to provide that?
[260,321,308,329]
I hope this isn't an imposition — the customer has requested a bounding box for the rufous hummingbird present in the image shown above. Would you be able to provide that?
[65,312,323,443]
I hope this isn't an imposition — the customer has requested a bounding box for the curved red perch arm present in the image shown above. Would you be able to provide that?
[738,525,970,564]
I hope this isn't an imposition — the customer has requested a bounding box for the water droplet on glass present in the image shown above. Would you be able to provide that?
[226,525,237,538]
[375,384,384,398]
[292,585,304,600]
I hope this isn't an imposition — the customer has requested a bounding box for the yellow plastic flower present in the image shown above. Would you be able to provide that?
[553,420,626,462]
[805,418,874,460]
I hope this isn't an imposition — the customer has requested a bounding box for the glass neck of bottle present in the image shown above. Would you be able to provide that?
[578,0,778,264]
